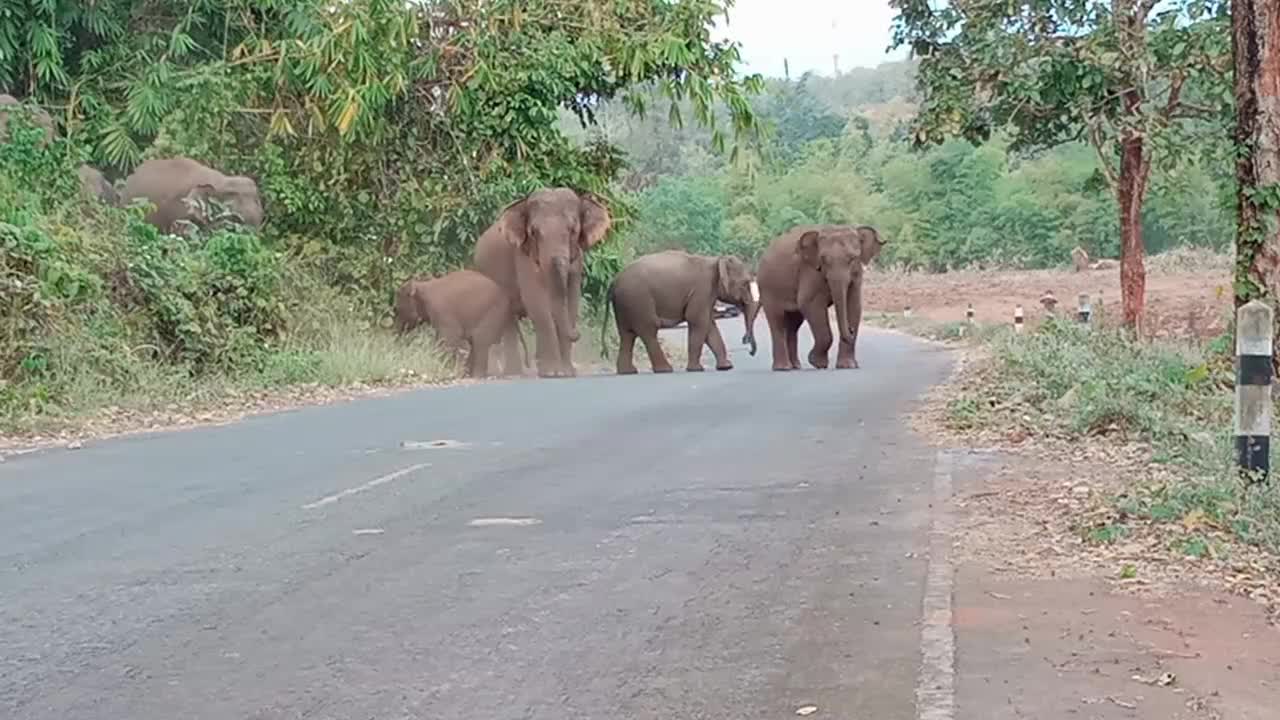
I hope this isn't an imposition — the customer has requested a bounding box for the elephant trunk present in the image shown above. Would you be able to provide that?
[549,255,574,345]
[829,276,854,347]
[741,299,760,356]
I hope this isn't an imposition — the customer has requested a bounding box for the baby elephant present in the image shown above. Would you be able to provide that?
[607,251,760,374]
[394,270,523,378]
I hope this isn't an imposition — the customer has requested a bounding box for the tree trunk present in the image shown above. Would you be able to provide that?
[1233,0,1280,363]
[1116,130,1149,332]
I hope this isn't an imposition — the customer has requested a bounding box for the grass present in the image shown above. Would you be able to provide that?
[936,316,1280,559]
[0,315,459,438]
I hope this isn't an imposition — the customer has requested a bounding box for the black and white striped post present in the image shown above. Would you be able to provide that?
[1077,292,1092,324]
[1013,304,1024,333]
[904,304,913,318]
[966,303,974,324]
[1235,300,1273,484]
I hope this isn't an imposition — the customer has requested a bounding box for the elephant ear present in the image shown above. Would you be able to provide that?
[855,225,886,265]
[797,230,822,270]
[578,193,612,251]
[496,197,531,253]
[716,256,735,299]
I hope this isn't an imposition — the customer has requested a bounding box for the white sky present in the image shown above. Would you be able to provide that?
[715,0,907,77]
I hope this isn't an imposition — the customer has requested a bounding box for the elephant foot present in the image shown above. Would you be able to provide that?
[715,362,733,371]
[771,364,793,372]
[835,360,857,370]
[686,365,705,373]
[652,366,675,374]
[617,366,639,375]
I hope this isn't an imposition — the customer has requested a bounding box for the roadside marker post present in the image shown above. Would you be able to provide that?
[1077,293,1092,325]
[1013,305,1024,333]
[966,303,974,324]
[904,305,913,318]
[1235,300,1273,484]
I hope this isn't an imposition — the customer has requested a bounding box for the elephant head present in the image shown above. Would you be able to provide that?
[496,187,611,375]
[715,255,760,356]
[797,225,883,348]
[181,176,265,230]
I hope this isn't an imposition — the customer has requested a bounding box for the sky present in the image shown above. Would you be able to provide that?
[714,0,908,79]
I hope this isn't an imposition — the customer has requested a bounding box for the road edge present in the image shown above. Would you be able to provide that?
[916,449,956,720]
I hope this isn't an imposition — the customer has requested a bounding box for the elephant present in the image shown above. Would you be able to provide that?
[1071,246,1089,272]
[120,156,264,234]
[606,250,760,374]
[756,224,886,371]
[393,270,527,378]
[473,187,612,378]
[0,94,54,146]
[77,164,118,205]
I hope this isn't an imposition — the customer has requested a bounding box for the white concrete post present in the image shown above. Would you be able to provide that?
[1235,300,1273,483]
[1013,305,1024,333]
[1077,293,1092,324]
[966,303,974,324]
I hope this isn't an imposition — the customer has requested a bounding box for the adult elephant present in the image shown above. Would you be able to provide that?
[606,251,759,374]
[756,224,885,371]
[77,164,118,205]
[473,187,611,378]
[121,156,264,234]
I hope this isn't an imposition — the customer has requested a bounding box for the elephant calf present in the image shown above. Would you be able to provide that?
[607,251,760,374]
[394,270,523,378]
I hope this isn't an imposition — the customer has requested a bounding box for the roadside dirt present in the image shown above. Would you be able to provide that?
[947,451,1279,719]
[864,249,1232,341]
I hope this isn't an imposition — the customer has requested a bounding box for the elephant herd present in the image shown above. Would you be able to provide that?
[1,95,264,236]
[2,95,887,378]
[395,186,887,379]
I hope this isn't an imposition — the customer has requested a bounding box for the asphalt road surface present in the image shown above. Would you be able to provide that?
[1,319,952,720]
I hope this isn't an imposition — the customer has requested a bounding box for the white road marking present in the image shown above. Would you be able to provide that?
[301,463,429,510]
[401,439,467,450]
[917,450,956,720]
[352,528,385,536]
[467,517,542,527]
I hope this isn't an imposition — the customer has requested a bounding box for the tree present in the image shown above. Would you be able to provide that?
[889,0,1231,329]
[1232,0,1280,357]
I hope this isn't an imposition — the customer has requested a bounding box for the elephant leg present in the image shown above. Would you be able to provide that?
[784,311,804,370]
[638,328,673,373]
[801,303,832,369]
[836,284,862,370]
[705,320,732,371]
[617,327,640,375]
[764,305,792,372]
[470,339,493,377]
[499,322,524,376]
[685,319,711,372]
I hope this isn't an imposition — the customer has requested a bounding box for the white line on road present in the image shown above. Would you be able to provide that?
[917,450,956,720]
[467,517,542,527]
[301,463,429,510]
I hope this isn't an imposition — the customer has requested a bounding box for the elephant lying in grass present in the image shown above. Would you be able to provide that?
[394,270,527,378]
[606,250,760,374]
[121,157,264,234]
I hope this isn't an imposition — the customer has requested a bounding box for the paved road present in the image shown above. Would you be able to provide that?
[1,320,952,720]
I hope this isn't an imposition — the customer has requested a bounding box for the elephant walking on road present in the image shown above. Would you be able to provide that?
[607,251,760,374]
[756,224,885,371]
[394,270,525,378]
[473,188,612,378]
